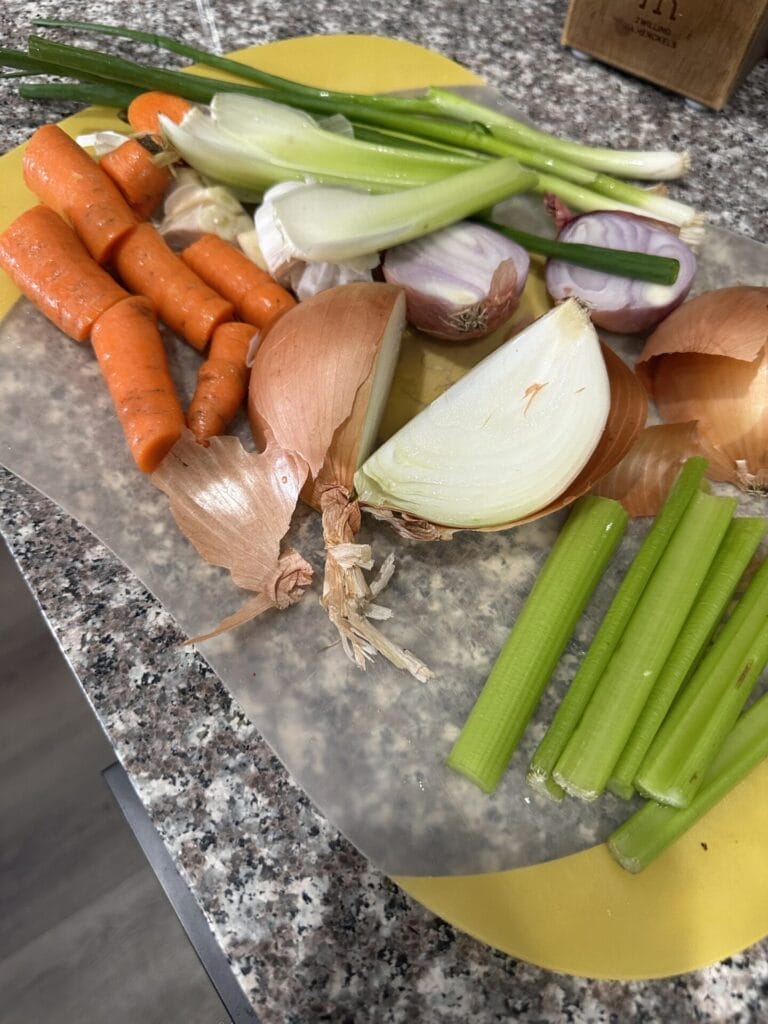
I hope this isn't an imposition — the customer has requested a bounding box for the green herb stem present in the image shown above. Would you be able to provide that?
[608,689,768,873]
[552,490,737,801]
[526,457,709,800]
[19,80,140,107]
[634,555,768,808]
[607,517,768,800]
[479,218,680,285]
[446,495,628,794]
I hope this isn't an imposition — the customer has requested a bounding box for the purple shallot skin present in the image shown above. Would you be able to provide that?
[383,221,530,342]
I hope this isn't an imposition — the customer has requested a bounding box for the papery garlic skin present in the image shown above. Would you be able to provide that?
[354,299,611,528]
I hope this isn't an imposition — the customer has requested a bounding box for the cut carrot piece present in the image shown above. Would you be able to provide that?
[0,204,129,342]
[188,321,256,442]
[99,138,172,220]
[90,295,186,473]
[22,124,139,264]
[127,91,194,137]
[111,222,235,350]
[181,233,296,332]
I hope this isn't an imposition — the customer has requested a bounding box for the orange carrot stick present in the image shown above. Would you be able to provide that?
[187,322,256,443]
[0,204,129,342]
[180,234,296,332]
[127,91,194,137]
[111,222,235,351]
[99,138,172,220]
[90,295,186,473]
[22,124,139,264]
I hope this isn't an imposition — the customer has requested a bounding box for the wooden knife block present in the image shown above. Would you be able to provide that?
[562,0,768,109]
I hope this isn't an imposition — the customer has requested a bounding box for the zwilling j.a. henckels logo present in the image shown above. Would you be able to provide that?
[634,0,679,46]
[638,0,678,18]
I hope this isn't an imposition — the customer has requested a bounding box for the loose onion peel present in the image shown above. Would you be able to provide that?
[637,286,768,494]
[152,283,648,677]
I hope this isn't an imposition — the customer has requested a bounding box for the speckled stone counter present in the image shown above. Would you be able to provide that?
[1,1,767,1020]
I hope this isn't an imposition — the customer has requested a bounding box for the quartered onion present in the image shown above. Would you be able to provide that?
[382,221,530,341]
[545,212,697,334]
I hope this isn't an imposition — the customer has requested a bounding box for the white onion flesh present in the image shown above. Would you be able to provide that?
[354,299,611,528]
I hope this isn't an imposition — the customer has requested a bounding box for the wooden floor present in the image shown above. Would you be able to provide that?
[0,538,228,1024]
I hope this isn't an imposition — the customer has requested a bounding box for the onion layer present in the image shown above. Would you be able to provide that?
[382,221,530,341]
[638,286,768,493]
[545,212,696,334]
[354,299,611,528]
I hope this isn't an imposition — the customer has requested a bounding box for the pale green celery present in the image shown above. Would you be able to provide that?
[426,87,690,180]
[607,517,767,800]
[526,457,708,801]
[446,495,628,795]
[264,157,538,263]
[552,490,736,801]
[635,556,768,808]
[608,689,768,873]
[161,102,475,197]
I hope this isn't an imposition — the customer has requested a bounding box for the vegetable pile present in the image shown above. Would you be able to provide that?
[1,19,767,875]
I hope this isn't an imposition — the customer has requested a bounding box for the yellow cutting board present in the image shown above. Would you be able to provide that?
[1,32,767,980]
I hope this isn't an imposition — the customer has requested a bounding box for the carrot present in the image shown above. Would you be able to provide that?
[111,222,235,351]
[180,234,296,332]
[187,322,256,443]
[99,138,172,220]
[90,295,186,473]
[127,91,194,137]
[22,124,139,264]
[0,204,129,342]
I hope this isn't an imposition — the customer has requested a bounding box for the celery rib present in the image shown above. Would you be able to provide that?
[608,690,768,873]
[552,490,736,801]
[446,495,628,794]
[635,556,768,808]
[526,457,708,798]
[607,517,768,800]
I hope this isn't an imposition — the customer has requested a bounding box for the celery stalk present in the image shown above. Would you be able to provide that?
[608,690,768,873]
[552,490,736,801]
[635,556,768,808]
[526,457,708,800]
[607,517,768,800]
[446,495,627,794]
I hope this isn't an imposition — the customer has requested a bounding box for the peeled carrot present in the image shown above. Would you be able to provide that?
[180,234,296,332]
[187,322,256,442]
[0,204,129,342]
[90,295,186,473]
[99,138,172,220]
[111,222,235,350]
[127,91,194,137]
[22,124,138,264]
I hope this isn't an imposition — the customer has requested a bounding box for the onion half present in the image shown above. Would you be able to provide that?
[382,222,530,341]
[545,212,697,334]
[637,286,768,493]
[355,299,612,528]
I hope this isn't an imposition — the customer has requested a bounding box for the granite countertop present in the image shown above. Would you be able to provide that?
[1,1,767,1020]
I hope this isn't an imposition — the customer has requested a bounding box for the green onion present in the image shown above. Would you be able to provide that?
[635,555,768,808]
[19,81,140,107]
[425,87,690,181]
[481,218,681,285]
[607,517,768,800]
[526,457,708,800]
[446,495,628,794]
[608,689,768,873]
[552,489,737,801]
